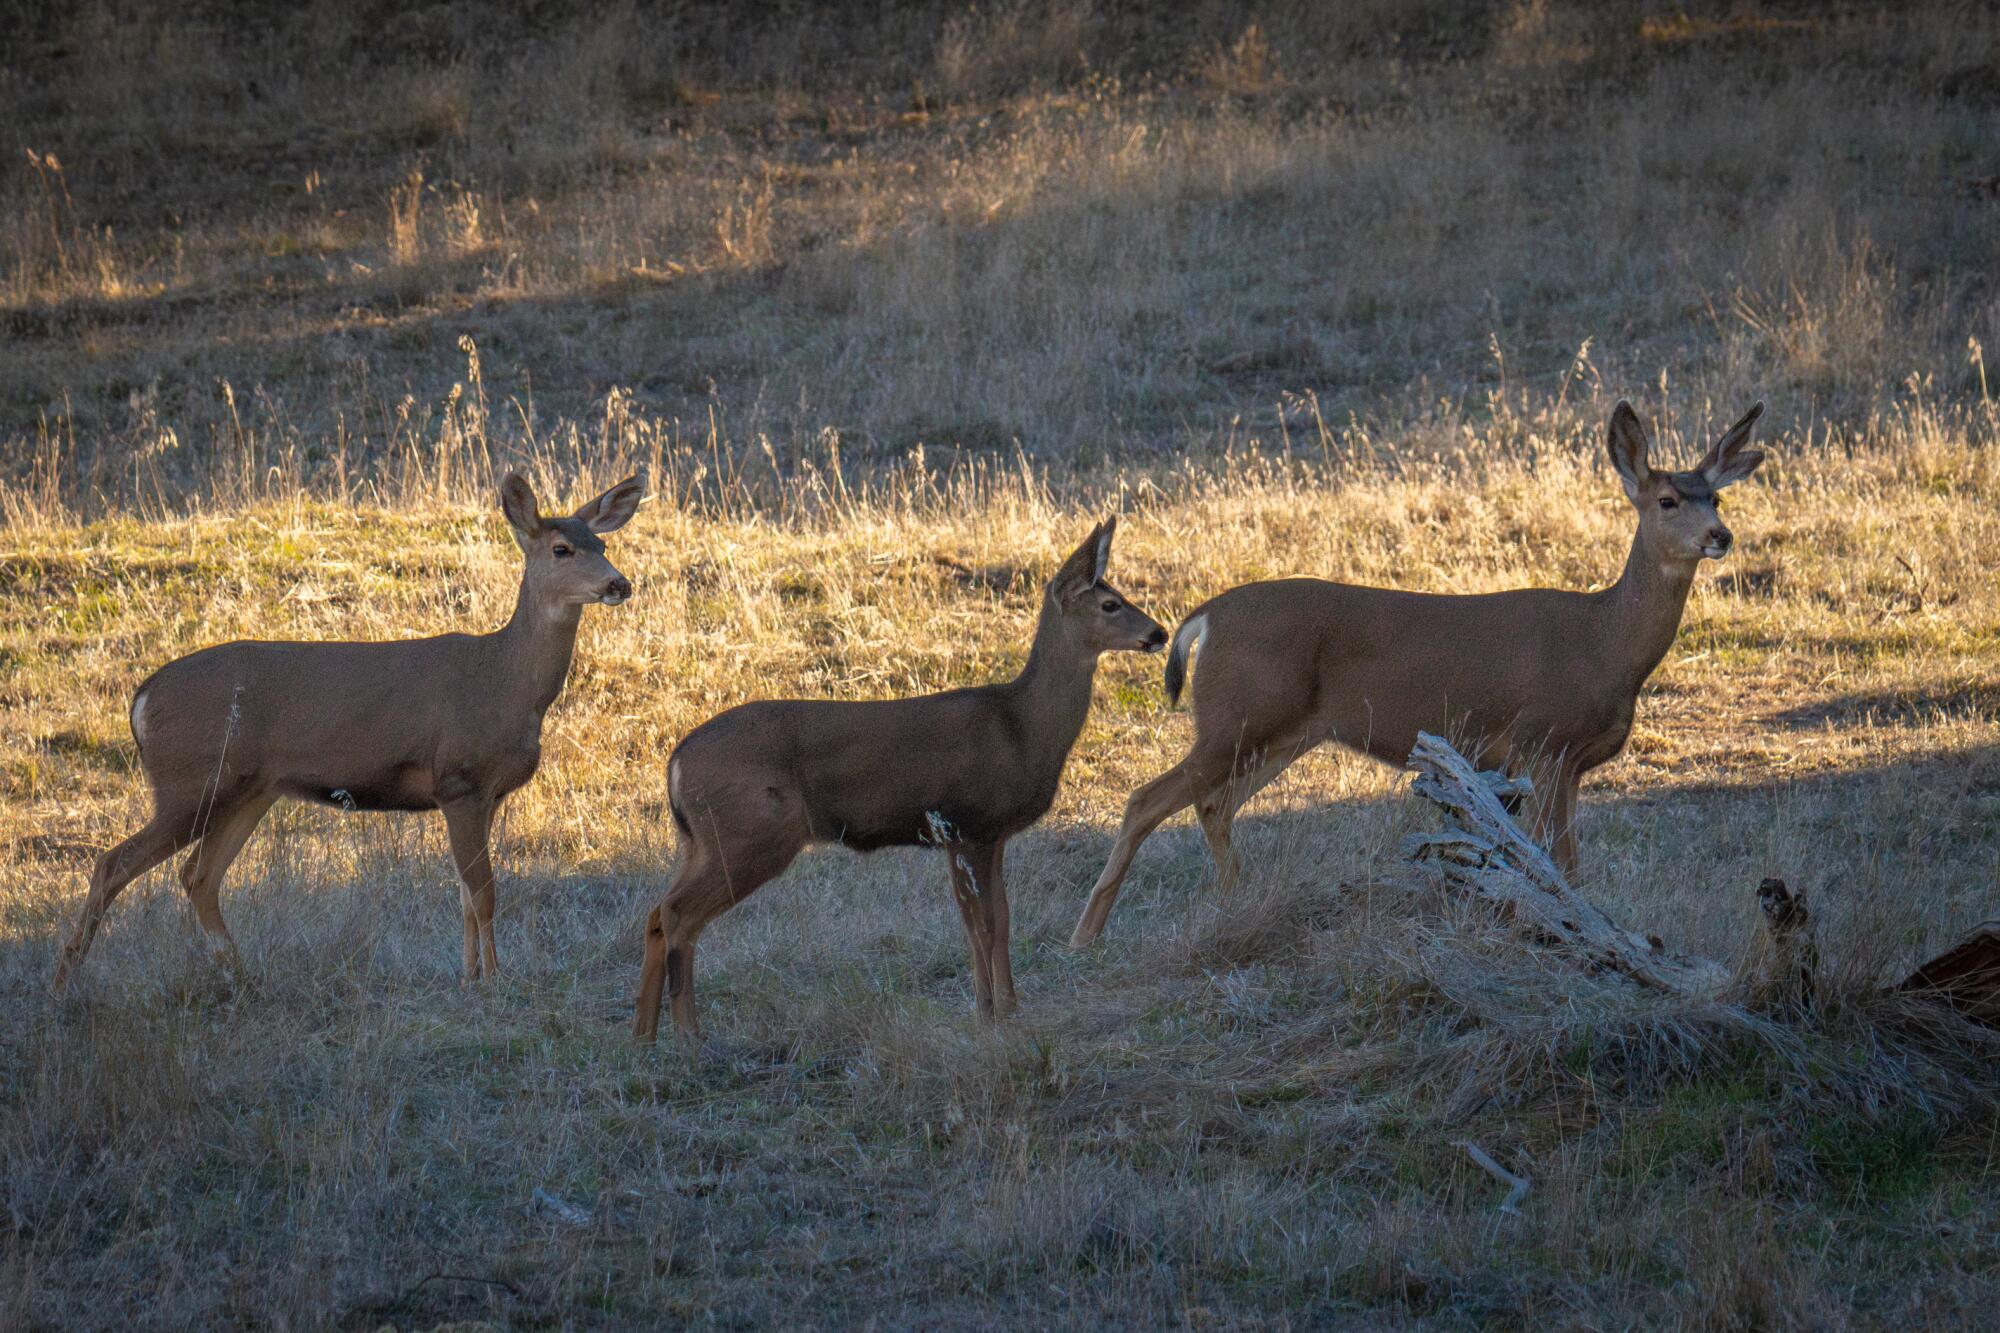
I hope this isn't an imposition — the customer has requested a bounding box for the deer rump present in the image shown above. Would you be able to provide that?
[669,690,1064,854]
[133,636,539,815]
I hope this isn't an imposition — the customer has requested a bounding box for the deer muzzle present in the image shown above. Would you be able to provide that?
[601,576,634,605]
[1701,527,1733,559]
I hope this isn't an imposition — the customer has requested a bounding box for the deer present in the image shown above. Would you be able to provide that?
[633,517,1168,1041]
[1070,400,1768,948]
[50,470,647,992]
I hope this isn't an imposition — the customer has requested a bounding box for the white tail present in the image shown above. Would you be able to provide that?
[51,470,647,991]
[634,517,1169,1041]
[1070,400,1767,947]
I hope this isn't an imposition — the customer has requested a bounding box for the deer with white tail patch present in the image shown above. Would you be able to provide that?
[1071,401,1768,948]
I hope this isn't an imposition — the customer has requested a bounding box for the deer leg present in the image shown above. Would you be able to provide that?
[1070,758,1218,948]
[635,904,669,1038]
[1550,770,1581,878]
[1194,798,1243,891]
[441,799,499,982]
[1194,747,1300,892]
[1076,730,1288,948]
[53,804,201,992]
[176,792,276,971]
[946,845,997,1019]
[637,829,797,1043]
[1517,758,1580,877]
[659,868,742,1041]
[984,842,1015,1018]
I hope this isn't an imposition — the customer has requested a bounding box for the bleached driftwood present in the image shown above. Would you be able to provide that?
[1404,731,2000,1024]
[1454,1140,1531,1216]
[1403,731,1730,998]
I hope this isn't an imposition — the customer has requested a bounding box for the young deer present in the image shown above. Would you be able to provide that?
[51,471,646,991]
[1071,401,1768,948]
[634,518,1167,1040]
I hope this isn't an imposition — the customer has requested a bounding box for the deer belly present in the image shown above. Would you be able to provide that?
[283,765,437,812]
[817,803,1023,852]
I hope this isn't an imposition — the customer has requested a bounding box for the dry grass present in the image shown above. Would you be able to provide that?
[3,2,1999,1327]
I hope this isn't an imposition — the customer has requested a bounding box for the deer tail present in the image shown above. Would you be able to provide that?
[1163,612,1209,707]
[667,752,693,837]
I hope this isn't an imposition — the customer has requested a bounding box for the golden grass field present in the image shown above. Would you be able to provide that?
[4,3,1999,1327]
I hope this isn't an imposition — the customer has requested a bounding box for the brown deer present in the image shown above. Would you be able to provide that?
[634,518,1167,1040]
[1070,400,1767,948]
[51,471,647,991]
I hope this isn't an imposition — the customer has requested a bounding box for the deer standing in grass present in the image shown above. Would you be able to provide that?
[51,471,646,992]
[1070,401,1768,948]
[634,518,1167,1040]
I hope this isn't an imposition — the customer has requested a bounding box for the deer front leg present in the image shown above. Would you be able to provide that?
[1516,759,1581,879]
[441,798,499,982]
[1549,770,1581,878]
[963,841,1015,1018]
[946,844,997,1020]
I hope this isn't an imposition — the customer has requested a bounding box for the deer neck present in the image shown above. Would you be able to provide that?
[1599,526,1699,689]
[494,579,583,717]
[1007,600,1100,767]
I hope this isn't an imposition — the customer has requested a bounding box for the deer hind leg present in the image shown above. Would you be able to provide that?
[176,791,276,972]
[53,803,202,992]
[441,799,499,983]
[1070,751,1229,949]
[635,903,670,1038]
[1194,742,1309,893]
[636,823,801,1043]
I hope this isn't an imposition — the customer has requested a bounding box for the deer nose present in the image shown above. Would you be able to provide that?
[1706,528,1732,554]
[1144,626,1169,650]
[603,576,633,602]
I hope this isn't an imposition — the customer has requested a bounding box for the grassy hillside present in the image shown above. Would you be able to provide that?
[3,2,1998,1327]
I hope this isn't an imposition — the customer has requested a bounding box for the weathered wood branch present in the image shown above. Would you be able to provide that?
[1403,731,1997,1025]
[1403,731,1730,998]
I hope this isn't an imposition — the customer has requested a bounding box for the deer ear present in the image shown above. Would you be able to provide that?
[1054,517,1114,597]
[573,471,647,534]
[500,472,543,547]
[1698,402,1767,489]
[1606,402,1652,502]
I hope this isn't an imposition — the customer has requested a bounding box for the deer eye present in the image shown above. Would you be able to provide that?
[552,543,574,558]
[1657,496,1679,511]
[1100,598,1121,613]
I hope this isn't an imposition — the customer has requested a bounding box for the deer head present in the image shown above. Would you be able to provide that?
[1045,517,1169,655]
[1608,402,1766,566]
[501,471,646,609]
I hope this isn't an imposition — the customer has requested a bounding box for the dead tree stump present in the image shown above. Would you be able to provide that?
[1744,878,1819,1012]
